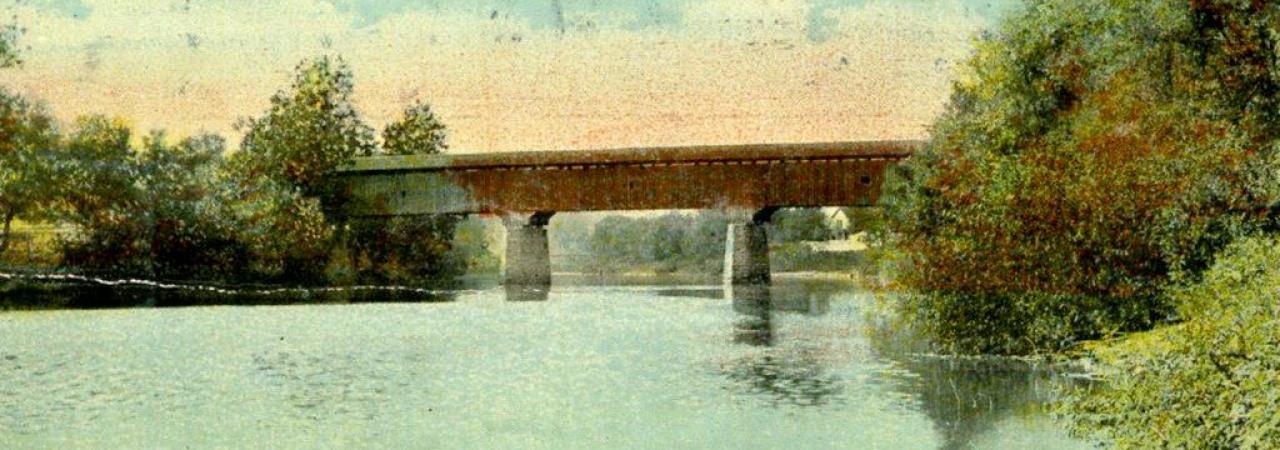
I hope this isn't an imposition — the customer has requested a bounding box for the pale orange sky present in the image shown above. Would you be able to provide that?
[0,0,1000,152]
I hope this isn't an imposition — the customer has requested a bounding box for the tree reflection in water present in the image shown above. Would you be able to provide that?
[504,285,549,301]
[722,283,843,408]
[868,322,1081,450]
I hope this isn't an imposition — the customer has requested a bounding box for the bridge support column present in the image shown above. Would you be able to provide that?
[503,212,555,293]
[724,207,778,286]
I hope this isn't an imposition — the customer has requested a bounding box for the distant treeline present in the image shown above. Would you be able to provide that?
[0,56,488,286]
[558,208,860,276]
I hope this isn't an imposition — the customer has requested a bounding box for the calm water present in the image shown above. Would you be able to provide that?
[0,278,1091,449]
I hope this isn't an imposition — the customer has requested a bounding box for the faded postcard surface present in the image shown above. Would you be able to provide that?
[1,1,1270,449]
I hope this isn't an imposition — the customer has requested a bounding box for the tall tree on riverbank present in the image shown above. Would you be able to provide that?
[883,0,1280,354]
[230,56,374,281]
[0,88,58,255]
[234,56,375,194]
[55,115,146,270]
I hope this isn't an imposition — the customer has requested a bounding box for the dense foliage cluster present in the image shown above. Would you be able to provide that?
[884,0,1280,354]
[235,56,375,193]
[1061,236,1280,449]
[0,56,470,285]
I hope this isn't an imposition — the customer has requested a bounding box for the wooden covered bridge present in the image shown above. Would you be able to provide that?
[324,140,919,290]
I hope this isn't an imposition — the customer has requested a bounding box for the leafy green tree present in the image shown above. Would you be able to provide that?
[138,131,248,279]
[770,208,832,243]
[55,115,146,270]
[381,101,448,156]
[229,56,375,281]
[645,213,687,273]
[882,0,1280,354]
[222,175,333,283]
[0,87,58,255]
[235,56,375,194]
[587,216,648,272]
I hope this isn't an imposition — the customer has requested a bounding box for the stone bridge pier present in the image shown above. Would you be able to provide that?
[724,207,779,286]
[502,211,555,292]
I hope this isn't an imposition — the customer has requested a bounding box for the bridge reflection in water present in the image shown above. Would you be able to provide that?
[722,281,846,408]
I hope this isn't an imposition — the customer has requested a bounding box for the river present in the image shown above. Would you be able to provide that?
[0,276,1092,449]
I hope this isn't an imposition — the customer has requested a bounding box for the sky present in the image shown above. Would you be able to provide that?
[0,0,1020,152]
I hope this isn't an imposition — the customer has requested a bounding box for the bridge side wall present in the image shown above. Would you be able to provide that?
[331,157,898,216]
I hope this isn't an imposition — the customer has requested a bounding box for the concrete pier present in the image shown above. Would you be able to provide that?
[503,212,555,292]
[724,207,777,286]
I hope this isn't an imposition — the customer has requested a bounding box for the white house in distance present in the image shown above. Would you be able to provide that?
[805,207,869,253]
[823,207,851,239]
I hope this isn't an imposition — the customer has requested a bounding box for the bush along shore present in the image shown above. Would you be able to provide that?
[877,0,1280,447]
[0,56,498,297]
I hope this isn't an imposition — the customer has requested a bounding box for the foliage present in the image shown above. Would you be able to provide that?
[235,56,375,194]
[446,217,500,275]
[0,20,21,68]
[0,86,58,254]
[586,211,728,275]
[770,208,835,243]
[346,215,461,284]
[381,101,448,156]
[54,115,148,271]
[137,132,248,279]
[882,0,1280,354]
[1061,236,1280,449]
[221,174,333,283]
[0,47,478,286]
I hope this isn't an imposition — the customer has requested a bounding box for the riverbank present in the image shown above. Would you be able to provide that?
[0,271,471,310]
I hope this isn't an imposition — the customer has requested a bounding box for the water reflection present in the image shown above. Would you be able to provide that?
[730,284,774,346]
[722,283,842,408]
[504,285,550,301]
[880,355,1072,450]
[654,288,723,300]
[866,315,1084,450]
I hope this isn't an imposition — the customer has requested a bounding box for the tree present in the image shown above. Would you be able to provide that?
[138,131,248,279]
[0,87,58,255]
[228,56,375,281]
[647,213,688,272]
[771,208,833,243]
[588,216,647,272]
[55,115,146,270]
[382,101,448,156]
[882,0,1280,354]
[235,56,375,194]
[1063,236,1280,448]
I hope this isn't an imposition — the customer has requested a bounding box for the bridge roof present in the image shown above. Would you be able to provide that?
[339,140,921,174]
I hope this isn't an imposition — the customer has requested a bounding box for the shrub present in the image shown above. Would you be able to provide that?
[1060,236,1280,449]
